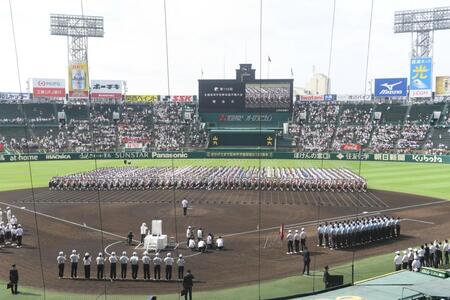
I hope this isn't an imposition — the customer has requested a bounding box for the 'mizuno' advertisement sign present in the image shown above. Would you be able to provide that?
[374,78,407,97]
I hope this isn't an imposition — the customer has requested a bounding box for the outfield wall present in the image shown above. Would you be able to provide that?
[0,151,449,164]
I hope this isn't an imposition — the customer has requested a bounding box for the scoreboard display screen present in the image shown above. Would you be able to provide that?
[199,79,292,113]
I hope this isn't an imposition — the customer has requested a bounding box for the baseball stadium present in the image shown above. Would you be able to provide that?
[1,1,450,300]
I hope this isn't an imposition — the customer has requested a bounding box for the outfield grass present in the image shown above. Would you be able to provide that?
[1,159,449,200]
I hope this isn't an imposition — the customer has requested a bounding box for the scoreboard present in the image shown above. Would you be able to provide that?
[209,130,275,147]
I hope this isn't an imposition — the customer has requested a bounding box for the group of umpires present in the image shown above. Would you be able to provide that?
[394,240,449,272]
[57,250,187,281]
[317,216,401,249]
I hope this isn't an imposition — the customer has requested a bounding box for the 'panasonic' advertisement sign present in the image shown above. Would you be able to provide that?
[374,78,407,97]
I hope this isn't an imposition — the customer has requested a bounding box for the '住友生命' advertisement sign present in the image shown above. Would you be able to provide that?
[374,78,407,97]
[410,57,432,98]
[91,80,123,99]
[68,63,89,98]
[32,78,65,98]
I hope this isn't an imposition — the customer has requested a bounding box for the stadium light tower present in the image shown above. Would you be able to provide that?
[394,6,450,57]
[50,14,104,63]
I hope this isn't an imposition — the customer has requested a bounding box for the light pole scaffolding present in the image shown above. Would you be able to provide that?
[394,6,450,58]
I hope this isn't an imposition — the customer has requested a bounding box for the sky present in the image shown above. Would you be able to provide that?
[1,0,450,95]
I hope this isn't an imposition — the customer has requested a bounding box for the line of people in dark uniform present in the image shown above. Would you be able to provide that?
[394,239,449,272]
[317,216,401,249]
[48,166,368,192]
[57,249,187,281]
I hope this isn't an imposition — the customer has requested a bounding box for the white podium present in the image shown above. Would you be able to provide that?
[144,220,168,251]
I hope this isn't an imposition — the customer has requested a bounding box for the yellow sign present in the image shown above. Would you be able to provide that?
[68,63,89,97]
[266,135,273,146]
[436,76,450,95]
[212,136,219,146]
[125,95,160,103]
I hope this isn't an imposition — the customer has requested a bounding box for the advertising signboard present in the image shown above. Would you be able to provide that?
[374,78,407,97]
[68,63,89,97]
[91,80,123,99]
[410,57,432,98]
[32,78,65,98]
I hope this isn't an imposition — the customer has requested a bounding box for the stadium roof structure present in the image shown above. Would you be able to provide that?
[297,271,450,300]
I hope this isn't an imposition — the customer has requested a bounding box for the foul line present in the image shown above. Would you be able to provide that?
[401,218,435,225]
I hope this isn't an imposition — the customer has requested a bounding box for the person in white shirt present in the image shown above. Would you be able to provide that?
[130,252,139,279]
[186,226,193,246]
[70,250,80,278]
[206,233,213,249]
[198,240,206,253]
[294,230,300,253]
[407,248,414,271]
[0,208,3,223]
[286,230,294,254]
[216,236,224,250]
[96,253,105,279]
[181,198,189,216]
[164,253,174,280]
[15,225,23,248]
[412,257,421,272]
[153,253,162,280]
[394,251,402,271]
[140,222,148,244]
[401,250,409,270]
[57,251,66,278]
[197,228,203,241]
[119,251,129,279]
[83,252,91,279]
[6,207,12,222]
[108,252,118,279]
[418,245,425,266]
[188,238,196,251]
[444,239,449,266]
[300,228,307,251]
[142,251,151,280]
[177,254,185,279]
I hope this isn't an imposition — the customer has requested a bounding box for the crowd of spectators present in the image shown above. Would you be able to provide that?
[396,122,430,152]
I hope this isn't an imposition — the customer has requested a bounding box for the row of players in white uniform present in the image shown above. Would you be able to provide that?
[185,226,224,251]
[57,250,188,280]
[49,166,367,192]
[393,240,449,272]
[0,207,24,248]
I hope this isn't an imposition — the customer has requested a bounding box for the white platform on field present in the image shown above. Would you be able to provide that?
[144,234,168,251]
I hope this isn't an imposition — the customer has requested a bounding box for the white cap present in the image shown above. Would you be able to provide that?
[98,252,103,256]
[59,251,64,255]
[288,230,292,233]
[408,247,412,251]
[188,226,191,229]
[167,253,171,257]
[133,252,137,255]
[72,249,76,253]
[395,251,400,254]
[143,251,148,255]
[85,252,89,256]
[122,251,127,255]
[111,252,116,255]
[295,230,299,233]
[301,228,305,231]
[155,253,159,257]
[179,254,183,258]
[403,250,407,254]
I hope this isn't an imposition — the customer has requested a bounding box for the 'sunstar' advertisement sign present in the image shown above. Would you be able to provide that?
[32,78,65,98]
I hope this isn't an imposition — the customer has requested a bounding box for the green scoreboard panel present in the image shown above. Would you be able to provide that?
[209,130,274,147]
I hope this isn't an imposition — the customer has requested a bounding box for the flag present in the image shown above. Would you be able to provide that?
[279,224,284,240]
[268,56,271,63]
[290,68,294,76]
[201,68,204,77]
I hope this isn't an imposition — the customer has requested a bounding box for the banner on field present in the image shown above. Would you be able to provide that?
[374,78,407,97]
[91,80,123,99]
[336,94,372,101]
[435,76,450,96]
[68,63,89,97]
[296,95,324,101]
[341,144,361,151]
[125,95,160,103]
[32,78,65,98]
[410,57,432,98]
[0,92,30,101]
